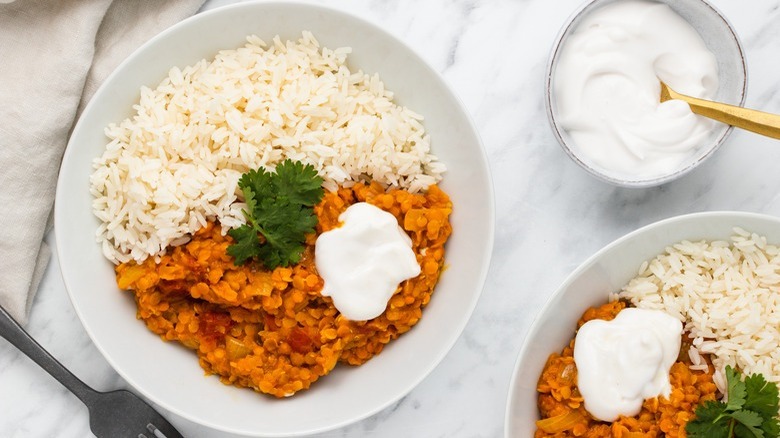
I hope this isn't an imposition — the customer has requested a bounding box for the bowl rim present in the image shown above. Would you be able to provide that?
[544,0,748,188]
[54,0,496,435]
[502,210,780,437]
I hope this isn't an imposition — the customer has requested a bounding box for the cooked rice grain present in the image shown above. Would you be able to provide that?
[90,32,444,264]
[615,228,780,395]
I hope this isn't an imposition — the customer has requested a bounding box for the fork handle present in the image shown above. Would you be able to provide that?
[687,97,780,139]
[665,85,780,139]
[0,305,97,405]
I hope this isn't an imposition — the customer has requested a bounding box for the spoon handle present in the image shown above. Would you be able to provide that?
[662,83,780,139]
[0,305,97,404]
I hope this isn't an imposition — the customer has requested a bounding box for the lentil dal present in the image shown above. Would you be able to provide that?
[535,301,718,437]
[115,182,452,397]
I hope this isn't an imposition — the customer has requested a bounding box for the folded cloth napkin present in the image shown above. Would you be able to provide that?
[0,0,205,325]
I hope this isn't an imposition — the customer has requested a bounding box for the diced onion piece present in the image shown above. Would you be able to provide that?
[225,336,251,361]
[535,410,585,433]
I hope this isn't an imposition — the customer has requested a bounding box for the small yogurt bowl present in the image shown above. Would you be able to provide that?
[545,0,747,188]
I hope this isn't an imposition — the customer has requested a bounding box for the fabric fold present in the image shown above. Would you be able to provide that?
[0,0,204,325]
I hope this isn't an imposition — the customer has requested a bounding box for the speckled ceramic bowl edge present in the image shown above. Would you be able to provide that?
[544,0,748,188]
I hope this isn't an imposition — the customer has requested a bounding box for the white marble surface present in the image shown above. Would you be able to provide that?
[4,0,780,437]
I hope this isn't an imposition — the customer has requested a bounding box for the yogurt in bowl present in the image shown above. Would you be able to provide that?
[546,0,747,187]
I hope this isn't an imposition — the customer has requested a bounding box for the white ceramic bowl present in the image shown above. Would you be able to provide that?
[504,211,780,436]
[545,0,747,188]
[54,2,494,436]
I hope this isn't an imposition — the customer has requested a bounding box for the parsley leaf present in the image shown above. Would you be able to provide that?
[728,366,748,411]
[226,160,324,269]
[272,160,324,207]
[226,224,263,265]
[744,372,780,437]
[763,418,780,438]
[732,410,765,438]
[687,366,780,438]
[745,373,780,420]
[687,401,732,438]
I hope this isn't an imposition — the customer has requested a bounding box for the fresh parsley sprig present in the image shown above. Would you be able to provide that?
[686,366,780,438]
[227,159,324,269]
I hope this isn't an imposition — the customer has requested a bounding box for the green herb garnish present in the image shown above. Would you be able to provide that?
[686,365,780,438]
[227,159,324,269]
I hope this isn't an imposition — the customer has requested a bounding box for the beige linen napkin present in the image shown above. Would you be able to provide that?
[0,0,205,325]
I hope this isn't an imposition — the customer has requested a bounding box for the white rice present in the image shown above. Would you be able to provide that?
[614,228,780,395]
[90,32,444,265]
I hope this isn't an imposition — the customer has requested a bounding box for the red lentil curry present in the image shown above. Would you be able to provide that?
[535,301,718,437]
[115,182,452,397]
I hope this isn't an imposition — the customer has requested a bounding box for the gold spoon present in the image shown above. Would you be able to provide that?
[659,81,780,140]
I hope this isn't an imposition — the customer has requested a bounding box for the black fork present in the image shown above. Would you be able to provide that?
[0,305,184,438]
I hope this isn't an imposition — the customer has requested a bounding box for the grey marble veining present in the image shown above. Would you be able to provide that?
[3,0,780,436]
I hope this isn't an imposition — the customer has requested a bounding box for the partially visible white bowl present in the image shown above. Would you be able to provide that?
[504,211,780,437]
[545,0,747,188]
[54,2,494,436]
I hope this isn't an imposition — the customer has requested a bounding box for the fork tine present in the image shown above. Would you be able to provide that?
[147,423,165,438]
[147,421,184,438]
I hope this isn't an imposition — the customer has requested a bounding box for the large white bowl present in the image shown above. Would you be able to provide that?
[54,2,494,436]
[504,211,780,436]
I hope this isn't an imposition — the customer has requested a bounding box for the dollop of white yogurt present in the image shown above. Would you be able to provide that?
[314,202,421,321]
[554,0,719,178]
[573,307,682,422]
